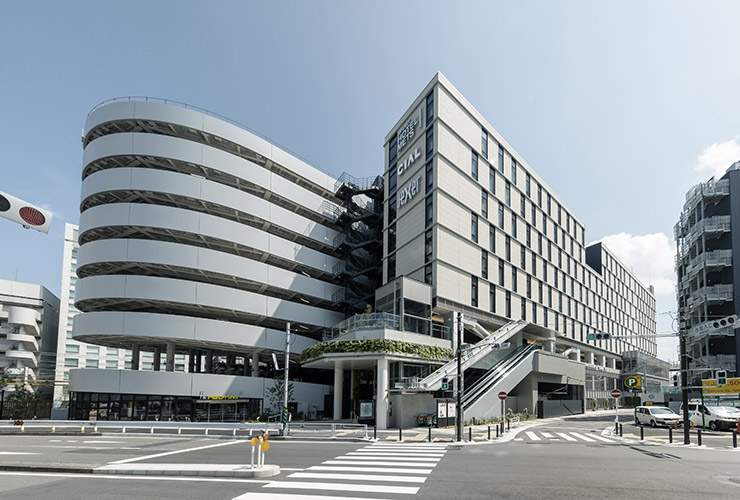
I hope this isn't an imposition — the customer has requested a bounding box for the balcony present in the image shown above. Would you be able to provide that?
[686,215,732,244]
[684,249,733,279]
[686,284,734,307]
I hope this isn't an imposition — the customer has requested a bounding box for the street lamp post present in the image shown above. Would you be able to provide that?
[456,312,463,442]
[282,322,291,436]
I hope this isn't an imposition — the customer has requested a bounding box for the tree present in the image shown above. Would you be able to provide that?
[6,384,40,420]
[266,375,294,414]
[0,367,8,391]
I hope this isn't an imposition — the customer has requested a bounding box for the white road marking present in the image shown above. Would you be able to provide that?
[0,471,269,483]
[525,432,541,441]
[82,440,125,444]
[263,481,419,495]
[541,432,554,438]
[335,456,440,462]
[288,472,426,483]
[0,452,41,455]
[109,440,241,464]
[322,460,432,467]
[556,433,577,442]
[590,434,615,443]
[308,466,433,474]
[569,432,596,442]
[514,438,523,441]
[347,452,444,457]
[234,493,395,500]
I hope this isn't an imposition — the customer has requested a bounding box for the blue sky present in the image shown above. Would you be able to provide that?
[2,1,740,361]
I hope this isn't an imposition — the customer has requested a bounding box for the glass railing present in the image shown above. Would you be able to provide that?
[322,312,451,341]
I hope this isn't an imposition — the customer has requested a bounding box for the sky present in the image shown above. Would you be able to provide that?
[2,1,740,363]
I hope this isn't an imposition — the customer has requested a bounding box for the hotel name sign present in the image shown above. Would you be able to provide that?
[397,106,423,153]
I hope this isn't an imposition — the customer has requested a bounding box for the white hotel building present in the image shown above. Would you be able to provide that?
[68,74,657,426]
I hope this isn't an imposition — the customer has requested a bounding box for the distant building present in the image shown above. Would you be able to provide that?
[0,279,59,397]
[675,161,740,388]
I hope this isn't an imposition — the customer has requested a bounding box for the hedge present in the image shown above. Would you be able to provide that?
[300,339,453,363]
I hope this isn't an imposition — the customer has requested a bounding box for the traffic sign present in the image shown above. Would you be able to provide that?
[611,389,622,398]
[498,391,507,400]
[624,376,641,389]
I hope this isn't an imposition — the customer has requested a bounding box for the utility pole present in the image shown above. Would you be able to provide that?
[679,316,690,445]
[283,322,291,436]
[456,312,463,442]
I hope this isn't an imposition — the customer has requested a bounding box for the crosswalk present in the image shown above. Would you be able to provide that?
[233,442,447,500]
[515,430,616,444]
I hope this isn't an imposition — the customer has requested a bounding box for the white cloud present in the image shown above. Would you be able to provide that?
[694,136,740,178]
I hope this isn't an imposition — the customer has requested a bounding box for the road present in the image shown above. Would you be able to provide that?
[1,412,739,500]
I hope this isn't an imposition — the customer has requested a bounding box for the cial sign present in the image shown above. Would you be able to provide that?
[397,147,421,177]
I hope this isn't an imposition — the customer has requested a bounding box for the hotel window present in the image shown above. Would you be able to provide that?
[520,246,526,271]
[498,146,505,174]
[388,194,397,224]
[525,173,531,197]
[425,230,433,262]
[106,360,118,369]
[425,195,433,228]
[489,225,496,253]
[532,252,537,276]
[505,291,512,317]
[86,359,98,369]
[482,250,488,280]
[520,197,525,217]
[87,346,99,356]
[526,225,531,247]
[538,233,543,254]
[555,312,559,331]
[505,181,511,206]
[527,275,532,299]
[425,264,433,285]
[543,262,548,281]
[389,134,398,166]
[471,276,478,307]
[558,205,562,225]
[532,302,537,323]
[547,194,552,215]
[511,159,517,184]
[425,160,433,193]
[511,213,517,238]
[481,189,488,218]
[537,184,542,207]
[538,281,543,303]
[66,344,79,354]
[387,254,396,282]
[472,151,479,181]
[544,308,549,327]
[489,165,496,194]
[512,267,518,292]
[521,299,527,320]
[498,260,505,286]
[426,91,434,126]
[481,129,488,159]
[548,241,552,261]
[388,167,397,196]
[505,236,511,261]
[471,213,478,243]
[548,286,552,307]
[490,288,496,313]
[64,358,78,368]
[388,224,397,253]
[531,203,536,227]
[426,127,434,159]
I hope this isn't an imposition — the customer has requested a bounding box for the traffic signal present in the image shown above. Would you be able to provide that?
[587,332,610,340]
[441,376,449,391]
[717,370,727,386]
[672,373,679,387]
[711,316,736,330]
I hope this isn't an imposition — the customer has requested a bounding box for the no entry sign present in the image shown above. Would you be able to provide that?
[498,391,508,400]
[611,389,622,398]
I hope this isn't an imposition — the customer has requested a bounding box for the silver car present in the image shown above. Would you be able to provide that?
[635,406,681,428]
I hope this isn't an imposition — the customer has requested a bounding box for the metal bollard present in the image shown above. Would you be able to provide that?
[150,426,155,434]
[94,425,98,433]
[468,427,472,442]
[399,427,403,442]
[619,424,623,437]
[205,428,209,436]
[507,420,510,431]
[733,431,737,448]
[501,421,505,434]
[373,425,377,440]
[488,426,491,440]
[640,426,644,441]
[232,428,237,436]
[697,430,702,446]
[122,426,126,433]
[331,423,336,439]
[496,425,499,438]
[178,427,182,435]
[669,427,673,444]
[428,426,432,442]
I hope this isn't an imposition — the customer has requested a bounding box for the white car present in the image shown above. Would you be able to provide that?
[635,406,682,428]
[680,403,740,431]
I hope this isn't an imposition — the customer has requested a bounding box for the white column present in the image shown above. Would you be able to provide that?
[597,355,606,367]
[166,343,175,372]
[333,368,343,420]
[251,352,260,377]
[610,358,617,369]
[585,352,595,365]
[376,358,389,430]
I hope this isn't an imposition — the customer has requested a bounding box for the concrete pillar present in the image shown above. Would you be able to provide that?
[131,344,140,370]
[333,367,343,420]
[153,348,161,371]
[585,352,595,365]
[610,358,617,369]
[376,358,389,430]
[251,352,260,377]
[597,355,606,367]
[166,343,175,372]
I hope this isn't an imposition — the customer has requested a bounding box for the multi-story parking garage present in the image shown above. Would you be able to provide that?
[69,75,659,425]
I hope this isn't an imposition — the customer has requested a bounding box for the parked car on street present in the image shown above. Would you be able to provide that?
[634,406,682,428]
[679,402,740,431]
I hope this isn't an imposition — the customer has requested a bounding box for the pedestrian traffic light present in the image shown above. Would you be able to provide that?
[441,376,449,391]
[717,370,727,386]
[587,332,610,340]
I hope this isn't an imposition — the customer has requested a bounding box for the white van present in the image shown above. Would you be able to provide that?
[635,406,681,428]
[679,402,740,431]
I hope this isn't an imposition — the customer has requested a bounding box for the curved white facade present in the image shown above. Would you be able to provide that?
[71,99,343,418]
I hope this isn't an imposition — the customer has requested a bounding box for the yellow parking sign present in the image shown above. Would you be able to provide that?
[624,376,642,389]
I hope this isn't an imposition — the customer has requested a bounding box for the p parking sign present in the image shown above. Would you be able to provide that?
[624,376,642,389]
